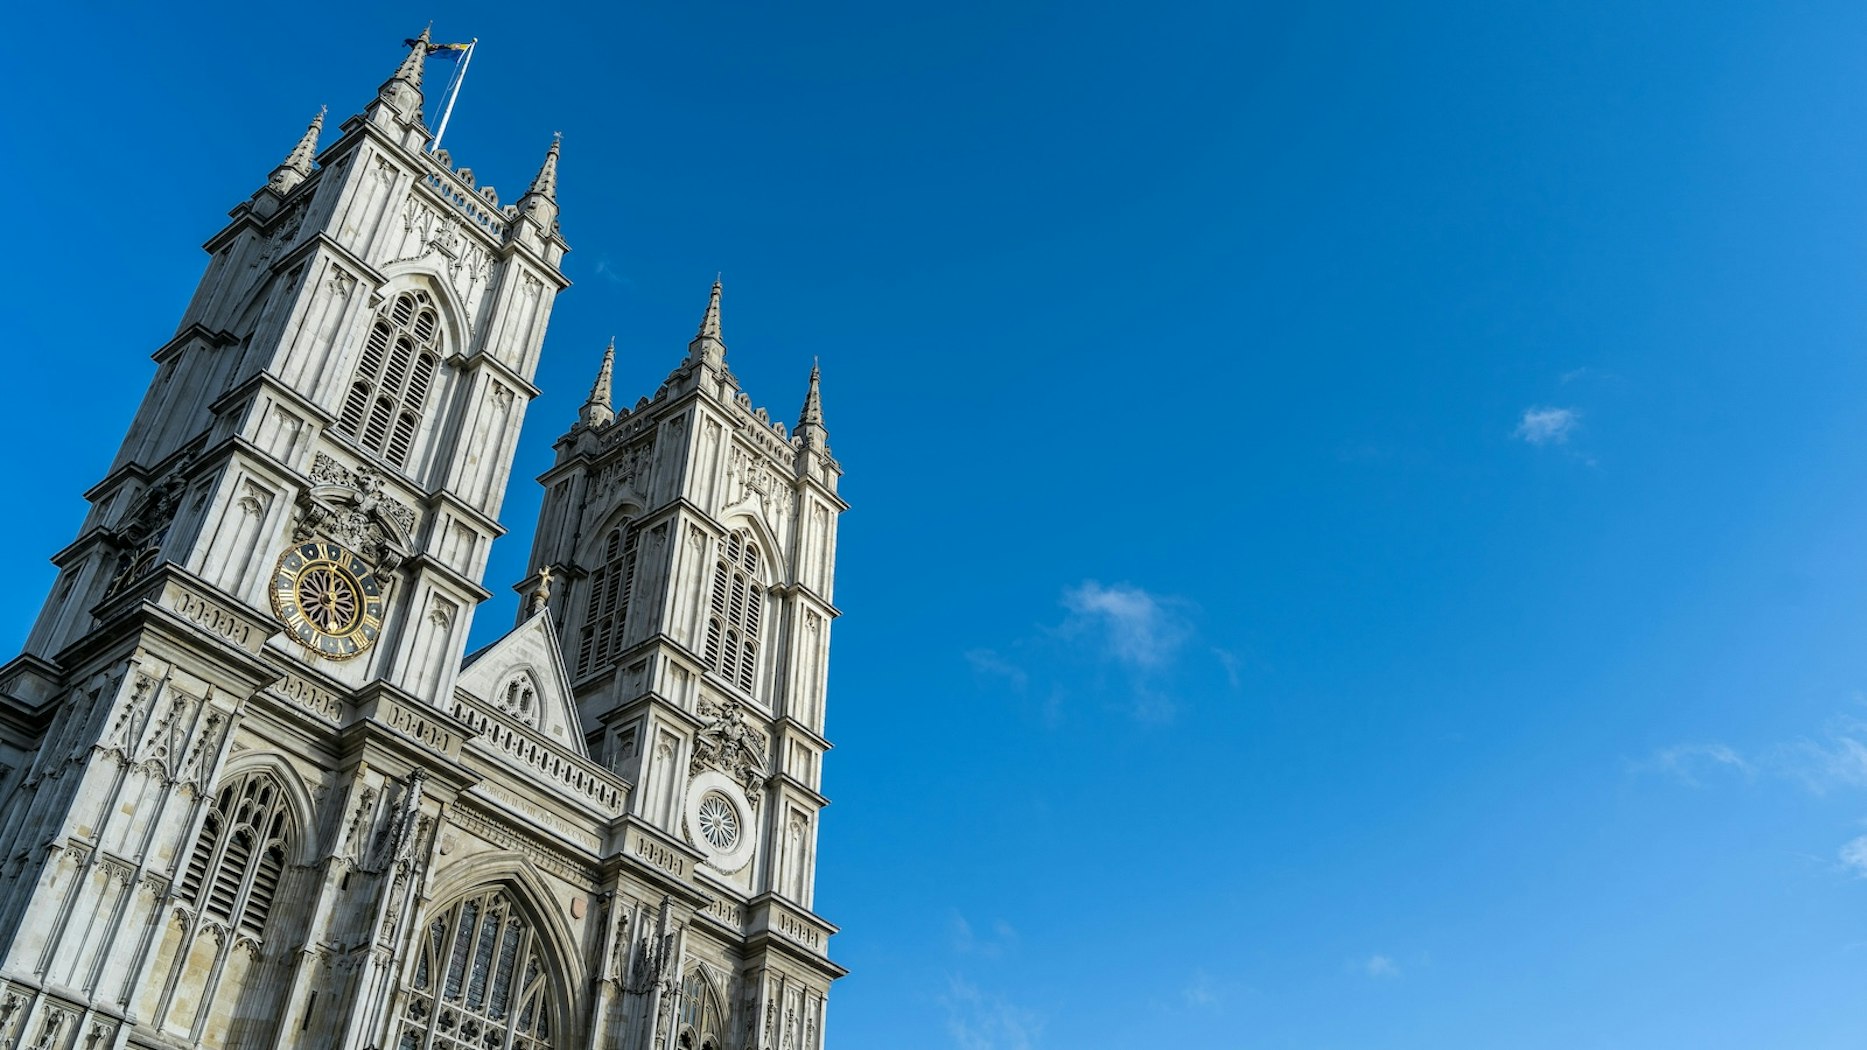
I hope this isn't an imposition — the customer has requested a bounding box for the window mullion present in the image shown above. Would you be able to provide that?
[502,926,531,1050]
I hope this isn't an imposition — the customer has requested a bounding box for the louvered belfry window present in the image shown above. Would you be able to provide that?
[575,526,640,677]
[337,290,442,468]
[703,530,763,693]
[395,888,556,1050]
[179,771,291,942]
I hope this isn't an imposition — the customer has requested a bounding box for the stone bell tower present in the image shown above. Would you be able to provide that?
[0,29,569,1050]
[521,281,847,1047]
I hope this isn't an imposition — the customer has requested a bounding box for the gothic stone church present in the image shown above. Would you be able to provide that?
[0,31,845,1050]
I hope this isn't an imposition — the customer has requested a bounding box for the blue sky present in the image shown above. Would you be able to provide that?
[6,1,1867,1046]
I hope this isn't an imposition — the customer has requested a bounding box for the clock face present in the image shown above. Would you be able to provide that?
[269,541,385,660]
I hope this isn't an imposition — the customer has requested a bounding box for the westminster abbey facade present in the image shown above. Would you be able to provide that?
[0,30,845,1050]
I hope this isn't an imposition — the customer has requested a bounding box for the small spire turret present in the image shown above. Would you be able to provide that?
[264,107,325,197]
[580,339,616,427]
[688,277,726,368]
[796,359,829,450]
[529,135,560,200]
[369,28,430,135]
[518,134,561,231]
[391,26,431,91]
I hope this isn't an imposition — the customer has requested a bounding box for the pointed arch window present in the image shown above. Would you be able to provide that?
[396,888,557,1050]
[338,290,443,469]
[703,530,763,694]
[676,970,727,1050]
[179,770,292,941]
[575,525,639,677]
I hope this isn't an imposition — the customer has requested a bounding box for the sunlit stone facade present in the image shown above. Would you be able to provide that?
[0,33,844,1050]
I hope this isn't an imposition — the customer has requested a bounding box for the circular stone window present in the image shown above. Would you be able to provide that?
[696,792,741,850]
[684,770,757,873]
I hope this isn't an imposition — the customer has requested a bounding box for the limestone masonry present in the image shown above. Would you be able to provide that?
[0,30,845,1050]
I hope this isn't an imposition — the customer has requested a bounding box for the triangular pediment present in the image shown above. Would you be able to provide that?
[456,609,586,758]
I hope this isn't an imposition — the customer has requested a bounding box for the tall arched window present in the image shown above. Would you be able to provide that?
[179,770,292,941]
[676,970,726,1050]
[575,525,639,676]
[703,530,763,694]
[337,290,442,469]
[395,888,557,1050]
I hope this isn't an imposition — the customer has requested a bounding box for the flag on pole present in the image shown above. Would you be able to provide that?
[406,38,473,53]
[425,38,478,153]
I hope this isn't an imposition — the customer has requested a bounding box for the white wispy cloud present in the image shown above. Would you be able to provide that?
[590,257,633,286]
[1840,835,1867,877]
[1213,647,1244,690]
[941,976,1043,1050]
[1514,406,1580,446]
[1637,743,1755,786]
[965,648,1029,691]
[968,580,1238,725]
[1645,712,1867,881]
[1643,719,1867,793]
[1061,581,1190,669]
[1181,970,1221,1007]
[948,911,1019,959]
[1362,954,1402,979]
[1772,717,1867,795]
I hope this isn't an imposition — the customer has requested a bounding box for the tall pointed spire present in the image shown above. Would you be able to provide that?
[580,338,616,427]
[370,27,430,132]
[796,359,829,450]
[688,277,726,368]
[264,107,325,197]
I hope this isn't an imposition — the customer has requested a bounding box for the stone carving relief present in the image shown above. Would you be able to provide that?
[394,199,494,328]
[397,201,452,265]
[370,769,428,874]
[591,439,654,501]
[607,907,633,980]
[691,696,769,799]
[297,454,415,577]
[102,467,192,599]
[0,991,23,1048]
[341,784,378,864]
[257,205,306,267]
[727,446,781,510]
[626,897,681,997]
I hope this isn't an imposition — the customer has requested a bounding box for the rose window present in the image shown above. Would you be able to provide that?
[695,793,740,851]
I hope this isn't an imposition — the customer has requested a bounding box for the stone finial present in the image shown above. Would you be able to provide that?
[526,565,554,617]
[264,107,325,196]
[580,338,616,427]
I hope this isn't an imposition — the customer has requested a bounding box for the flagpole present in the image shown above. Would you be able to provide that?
[430,39,476,153]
